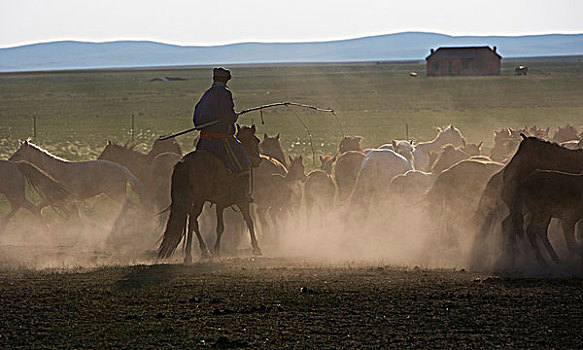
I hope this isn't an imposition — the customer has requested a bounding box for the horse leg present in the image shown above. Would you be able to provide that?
[185,202,208,263]
[470,208,497,268]
[439,200,449,241]
[256,205,272,237]
[238,202,262,256]
[539,224,561,264]
[501,214,518,265]
[106,188,128,205]
[213,204,226,257]
[270,208,282,236]
[305,197,313,226]
[21,198,52,231]
[526,215,556,264]
[560,219,579,258]
[576,219,583,243]
[20,198,42,217]
[0,200,21,231]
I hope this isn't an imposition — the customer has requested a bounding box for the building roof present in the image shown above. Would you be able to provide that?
[426,46,502,60]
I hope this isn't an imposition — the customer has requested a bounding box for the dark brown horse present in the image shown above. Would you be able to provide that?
[158,125,262,263]
[500,134,583,263]
[511,170,583,264]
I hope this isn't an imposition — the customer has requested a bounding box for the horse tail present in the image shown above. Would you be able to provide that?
[119,166,149,204]
[158,160,189,259]
[14,161,70,215]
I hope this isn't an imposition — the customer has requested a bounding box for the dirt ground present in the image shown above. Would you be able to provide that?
[2,257,583,349]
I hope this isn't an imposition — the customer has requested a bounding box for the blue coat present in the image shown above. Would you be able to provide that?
[193,82,237,134]
[193,82,250,172]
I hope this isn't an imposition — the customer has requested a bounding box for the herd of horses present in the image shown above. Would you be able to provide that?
[1,122,582,269]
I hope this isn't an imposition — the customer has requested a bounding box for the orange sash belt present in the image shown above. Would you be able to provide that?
[200,130,234,139]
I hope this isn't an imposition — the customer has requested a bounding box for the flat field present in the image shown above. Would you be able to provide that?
[1,58,582,163]
[1,59,583,348]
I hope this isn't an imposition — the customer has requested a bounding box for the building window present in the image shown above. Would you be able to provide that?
[431,61,439,70]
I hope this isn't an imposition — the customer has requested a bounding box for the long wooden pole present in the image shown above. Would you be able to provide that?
[159,101,336,140]
[238,102,335,114]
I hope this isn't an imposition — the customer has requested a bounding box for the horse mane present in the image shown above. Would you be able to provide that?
[522,134,576,151]
[503,135,583,181]
[25,142,69,162]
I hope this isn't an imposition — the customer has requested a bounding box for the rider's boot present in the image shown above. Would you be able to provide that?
[232,171,253,203]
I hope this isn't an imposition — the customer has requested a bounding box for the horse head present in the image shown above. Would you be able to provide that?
[553,124,579,143]
[236,124,262,168]
[97,140,116,160]
[494,128,512,142]
[339,136,363,154]
[391,140,415,165]
[9,140,33,162]
[319,155,335,175]
[260,132,287,167]
[431,144,469,173]
[287,155,307,181]
[460,141,483,157]
[436,124,465,148]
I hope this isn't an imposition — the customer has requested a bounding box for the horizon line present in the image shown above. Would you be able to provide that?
[2,30,583,50]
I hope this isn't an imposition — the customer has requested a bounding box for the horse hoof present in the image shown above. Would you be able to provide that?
[184,256,193,265]
[252,247,263,256]
[201,249,212,260]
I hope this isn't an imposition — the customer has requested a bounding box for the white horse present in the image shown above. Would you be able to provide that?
[9,141,147,208]
[349,149,413,207]
[412,125,466,171]
[378,140,415,168]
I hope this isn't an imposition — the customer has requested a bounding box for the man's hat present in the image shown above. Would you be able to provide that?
[213,67,231,79]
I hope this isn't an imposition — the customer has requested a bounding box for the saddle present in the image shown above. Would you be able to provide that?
[194,150,252,204]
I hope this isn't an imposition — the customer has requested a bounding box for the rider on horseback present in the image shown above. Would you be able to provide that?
[193,67,252,202]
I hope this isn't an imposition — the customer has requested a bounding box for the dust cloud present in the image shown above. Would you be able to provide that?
[0,200,162,270]
[1,193,581,276]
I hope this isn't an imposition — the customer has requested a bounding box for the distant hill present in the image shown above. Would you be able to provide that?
[1,32,582,72]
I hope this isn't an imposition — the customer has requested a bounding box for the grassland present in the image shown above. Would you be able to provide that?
[1,59,581,215]
[1,58,582,165]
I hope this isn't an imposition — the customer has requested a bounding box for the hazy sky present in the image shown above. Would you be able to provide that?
[1,0,581,48]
